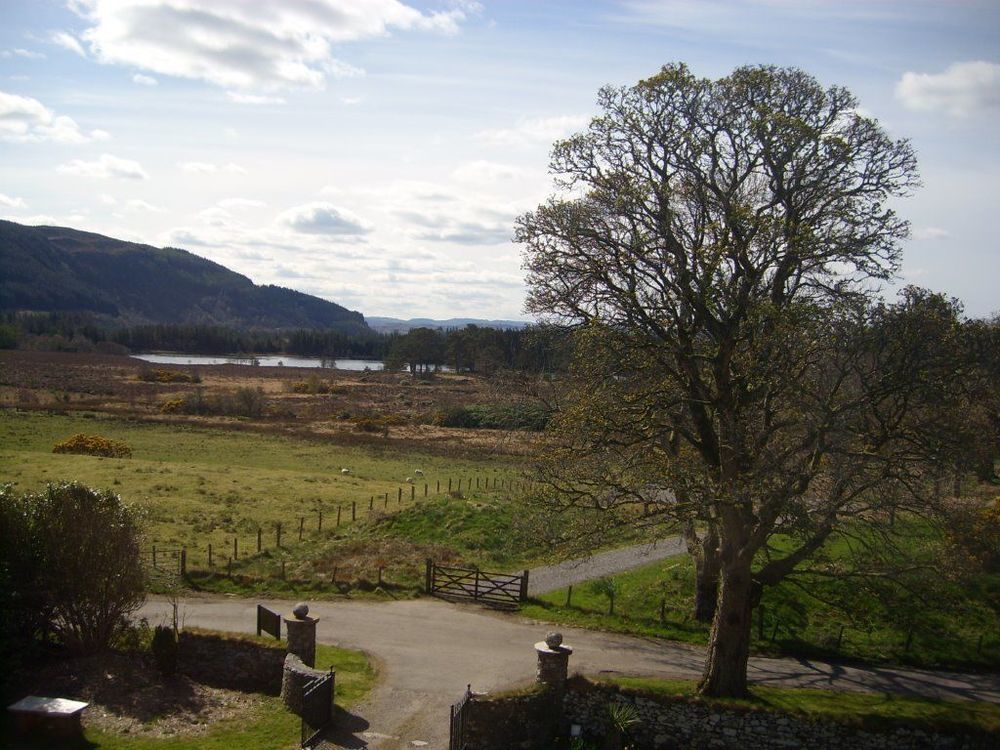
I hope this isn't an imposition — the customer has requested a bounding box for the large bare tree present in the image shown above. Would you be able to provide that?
[516,64,928,697]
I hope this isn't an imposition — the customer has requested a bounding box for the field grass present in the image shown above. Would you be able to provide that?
[524,551,1000,671]
[2,633,375,750]
[604,677,1000,734]
[0,409,521,570]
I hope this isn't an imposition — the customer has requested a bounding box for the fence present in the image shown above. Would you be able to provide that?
[300,671,335,748]
[257,604,281,639]
[144,474,534,583]
[426,560,529,607]
[449,684,473,750]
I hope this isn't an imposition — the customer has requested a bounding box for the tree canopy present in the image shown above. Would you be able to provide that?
[517,64,936,697]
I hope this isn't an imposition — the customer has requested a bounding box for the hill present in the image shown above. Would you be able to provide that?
[0,220,368,333]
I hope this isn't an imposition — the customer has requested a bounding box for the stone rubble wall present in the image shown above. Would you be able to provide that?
[178,631,285,695]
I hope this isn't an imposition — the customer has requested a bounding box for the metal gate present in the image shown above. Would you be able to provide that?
[449,685,472,750]
[300,670,335,748]
[426,560,529,607]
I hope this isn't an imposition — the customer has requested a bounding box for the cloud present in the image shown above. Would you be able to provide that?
[0,90,107,143]
[1,48,46,60]
[912,226,951,241]
[56,153,148,180]
[68,0,476,93]
[896,61,1000,117]
[51,31,86,56]
[126,198,165,212]
[98,193,117,205]
[452,160,525,183]
[217,198,267,209]
[178,161,247,174]
[279,201,372,235]
[226,92,286,105]
[475,114,589,146]
[0,193,27,208]
[132,73,158,86]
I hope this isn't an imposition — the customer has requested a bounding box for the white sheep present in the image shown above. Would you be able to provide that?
[341,468,351,475]
[405,477,414,484]
[414,469,425,477]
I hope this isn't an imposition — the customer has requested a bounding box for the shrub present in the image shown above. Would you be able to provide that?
[0,482,146,654]
[435,403,551,431]
[53,433,132,458]
[151,625,178,676]
[136,368,200,383]
[171,387,268,418]
[160,398,184,413]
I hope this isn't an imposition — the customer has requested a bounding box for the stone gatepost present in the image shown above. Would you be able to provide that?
[285,602,318,668]
[535,632,572,689]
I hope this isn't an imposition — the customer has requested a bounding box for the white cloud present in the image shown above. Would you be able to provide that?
[56,153,148,180]
[0,90,106,143]
[51,31,86,56]
[126,198,165,212]
[0,193,27,208]
[226,92,286,105]
[132,73,158,86]
[69,0,476,93]
[178,161,247,174]
[912,226,951,241]
[896,61,1000,117]
[475,114,589,146]
[452,160,525,183]
[217,198,267,209]
[98,193,117,205]
[1,48,46,60]
[279,201,372,235]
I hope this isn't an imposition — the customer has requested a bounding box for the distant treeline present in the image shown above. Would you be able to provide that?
[0,312,571,373]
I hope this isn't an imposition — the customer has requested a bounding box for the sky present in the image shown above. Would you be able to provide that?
[1,1,998,321]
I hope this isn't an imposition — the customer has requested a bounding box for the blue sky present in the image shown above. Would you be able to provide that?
[1,0,998,319]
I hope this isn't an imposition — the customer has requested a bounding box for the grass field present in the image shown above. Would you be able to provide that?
[523,550,1000,671]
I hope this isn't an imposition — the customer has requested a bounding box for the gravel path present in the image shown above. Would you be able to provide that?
[526,536,686,595]
[140,595,1000,750]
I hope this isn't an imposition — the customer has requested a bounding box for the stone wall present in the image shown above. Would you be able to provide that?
[461,678,991,750]
[178,631,285,695]
[562,680,993,750]
[280,652,334,724]
[463,687,560,750]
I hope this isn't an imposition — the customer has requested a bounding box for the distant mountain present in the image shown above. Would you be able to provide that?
[366,316,531,333]
[0,220,368,333]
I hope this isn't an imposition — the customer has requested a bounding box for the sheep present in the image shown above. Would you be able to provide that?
[405,477,414,484]
[341,468,351,475]
[414,469,425,477]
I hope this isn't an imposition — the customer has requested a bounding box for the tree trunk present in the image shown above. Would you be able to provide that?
[685,522,720,622]
[698,559,754,698]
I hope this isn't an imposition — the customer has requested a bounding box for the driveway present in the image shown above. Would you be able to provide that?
[138,596,1000,749]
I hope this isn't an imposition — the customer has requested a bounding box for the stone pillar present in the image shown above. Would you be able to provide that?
[285,602,318,668]
[535,632,572,689]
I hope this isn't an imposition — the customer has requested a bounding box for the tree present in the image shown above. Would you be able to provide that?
[0,482,146,654]
[517,64,926,697]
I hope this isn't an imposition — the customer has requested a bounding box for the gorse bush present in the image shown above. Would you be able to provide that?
[435,402,550,431]
[136,367,200,383]
[53,433,132,458]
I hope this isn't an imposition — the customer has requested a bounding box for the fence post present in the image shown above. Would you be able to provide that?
[384,494,388,509]
[411,485,415,502]
[474,569,480,600]
[208,543,213,567]
[519,570,529,602]
[836,624,845,650]
[659,597,666,625]
[458,478,463,493]
[276,522,282,548]
[398,487,402,504]
[227,556,232,578]
[352,501,356,521]
[424,483,428,497]
[448,478,452,492]
[281,560,286,580]
[425,558,433,594]
[370,496,374,511]
[476,477,480,489]
[299,516,304,541]
[336,505,342,526]
[437,480,441,493]
[257,527,262,553]
[152,545,157,568]
[318,509,323,533]
[565,585,572,607]
[233,536,238,560]
[180,547,187,576]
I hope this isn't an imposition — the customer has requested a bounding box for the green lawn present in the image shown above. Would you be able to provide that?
[605,677,1000,735]
[523,551,1000,670]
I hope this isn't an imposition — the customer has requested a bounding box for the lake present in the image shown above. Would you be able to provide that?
[132,353,385,371]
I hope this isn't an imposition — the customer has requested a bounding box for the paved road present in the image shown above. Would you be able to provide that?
[527,537,686,595]
[139,596,1000,750]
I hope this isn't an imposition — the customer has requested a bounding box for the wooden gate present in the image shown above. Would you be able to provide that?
[426,559,528,607]
[449,685,472,750]
[300,670,335,748]
[256,604,281,639]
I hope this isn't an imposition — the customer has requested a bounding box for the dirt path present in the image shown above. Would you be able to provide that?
[526,536,686,595]
[139,596,1000,750]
